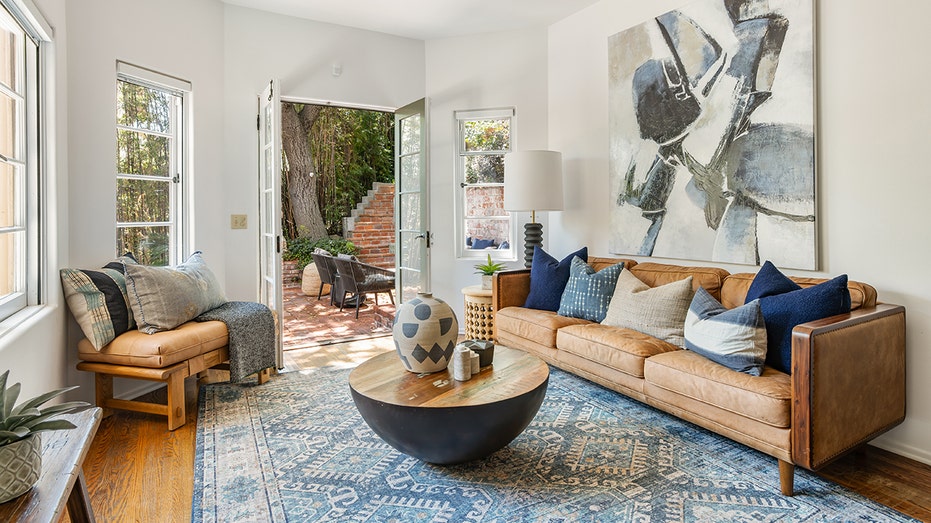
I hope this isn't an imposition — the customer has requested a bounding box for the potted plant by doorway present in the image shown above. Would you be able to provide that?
[474,254,505,290]
[0,370,90,503]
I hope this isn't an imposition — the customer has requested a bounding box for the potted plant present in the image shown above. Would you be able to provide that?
[0,370,90,503]
[474,254,506,290]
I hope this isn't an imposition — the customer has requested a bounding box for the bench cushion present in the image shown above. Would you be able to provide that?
[77,320,228,368]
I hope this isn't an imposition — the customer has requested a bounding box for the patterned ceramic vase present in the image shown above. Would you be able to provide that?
[393,293,459,373]
[0,434,41,503]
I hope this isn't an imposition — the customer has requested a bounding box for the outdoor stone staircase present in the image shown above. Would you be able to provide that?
[344,182,395,269]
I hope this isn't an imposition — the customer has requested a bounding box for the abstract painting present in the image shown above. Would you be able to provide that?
[608,0,815,269]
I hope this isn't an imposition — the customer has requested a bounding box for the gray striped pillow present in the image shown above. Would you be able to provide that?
[683,287,767,376]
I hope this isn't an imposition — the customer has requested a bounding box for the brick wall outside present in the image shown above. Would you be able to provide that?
[465,186,509,248]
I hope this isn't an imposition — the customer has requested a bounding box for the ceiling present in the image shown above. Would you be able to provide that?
[220,0,600,40]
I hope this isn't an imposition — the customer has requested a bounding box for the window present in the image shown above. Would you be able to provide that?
[116,63,190,266]
[0,1,42,322]
[455,108,514,259]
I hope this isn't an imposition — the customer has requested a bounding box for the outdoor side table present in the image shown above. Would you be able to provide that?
[461,285,494,341]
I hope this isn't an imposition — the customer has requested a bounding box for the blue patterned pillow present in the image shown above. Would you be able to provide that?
[60,254,138,350]
[524,246,588,312]
[557,257,624,322]
[684,288,767,376]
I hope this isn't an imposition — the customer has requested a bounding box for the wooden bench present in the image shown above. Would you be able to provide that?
[76,320,270,430]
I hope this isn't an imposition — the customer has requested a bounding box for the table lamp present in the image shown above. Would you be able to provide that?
[504,150,564,267]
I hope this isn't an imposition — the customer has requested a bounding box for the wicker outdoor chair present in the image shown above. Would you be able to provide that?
[332,257,395,318]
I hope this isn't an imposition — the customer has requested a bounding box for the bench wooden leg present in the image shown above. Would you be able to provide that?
[94,373,114,419]
[257,368,271,385]
[779,459,795,496]
[166,371,186,431]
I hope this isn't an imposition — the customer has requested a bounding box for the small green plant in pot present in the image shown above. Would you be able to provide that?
[0,370,90,503]
[474,254,506,290]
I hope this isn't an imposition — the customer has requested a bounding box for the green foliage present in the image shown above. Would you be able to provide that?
[283,105,394,238]
[115,80,175,266]
[473,254,506,276]
[0,370,91,447]
[462,118,510,184]
[283,236,359,270]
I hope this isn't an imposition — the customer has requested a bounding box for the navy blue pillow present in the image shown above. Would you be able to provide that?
[471,238,495,249]
[753,270,851,373]
[523,246,588,311]
[745,260,801,303]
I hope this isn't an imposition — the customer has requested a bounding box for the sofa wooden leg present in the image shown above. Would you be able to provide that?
[94,373,114,419]
[166,372,186,431]
[778,459,795,496]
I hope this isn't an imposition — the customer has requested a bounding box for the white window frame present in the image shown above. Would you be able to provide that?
[0,0,49,324]
[115,61,191,266]
[454,107,517,261]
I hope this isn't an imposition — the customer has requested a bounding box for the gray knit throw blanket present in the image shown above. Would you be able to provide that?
[196,301,276,382]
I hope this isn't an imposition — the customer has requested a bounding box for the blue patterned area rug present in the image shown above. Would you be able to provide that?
[192,365,915,522]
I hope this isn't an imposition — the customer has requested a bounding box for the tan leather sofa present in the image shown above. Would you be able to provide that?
[493,257,906,496]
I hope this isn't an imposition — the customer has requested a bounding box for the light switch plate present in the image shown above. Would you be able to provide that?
[230,214,248,229]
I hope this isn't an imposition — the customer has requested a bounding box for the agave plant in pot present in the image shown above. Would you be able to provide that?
[474,254,506,290]
[0,370,90,503]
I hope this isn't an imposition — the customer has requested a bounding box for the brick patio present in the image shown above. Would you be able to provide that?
[282,283,395,350]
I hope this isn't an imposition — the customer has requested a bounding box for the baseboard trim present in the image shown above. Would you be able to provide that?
[870,439,931,467]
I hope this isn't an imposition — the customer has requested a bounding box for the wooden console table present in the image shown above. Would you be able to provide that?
[461,285,494,340]
[0,407,102,522]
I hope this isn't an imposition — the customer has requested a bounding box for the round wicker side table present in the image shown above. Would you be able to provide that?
[461,285,495,341]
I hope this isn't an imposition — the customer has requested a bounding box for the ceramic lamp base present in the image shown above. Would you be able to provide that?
[523,222,543,268]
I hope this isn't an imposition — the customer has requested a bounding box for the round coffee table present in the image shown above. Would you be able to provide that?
[349,346,549,465]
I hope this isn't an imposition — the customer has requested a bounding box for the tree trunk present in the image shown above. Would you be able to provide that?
[281,104,328,239]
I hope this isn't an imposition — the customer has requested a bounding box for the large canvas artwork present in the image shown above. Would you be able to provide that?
[608,0,815,269]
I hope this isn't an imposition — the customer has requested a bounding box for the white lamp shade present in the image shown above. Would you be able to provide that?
[503,150,564,212]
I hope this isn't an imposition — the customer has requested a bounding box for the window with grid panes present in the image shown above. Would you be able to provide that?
[116,64,189,266]
[456,108,515,259]
[0,1,40,321]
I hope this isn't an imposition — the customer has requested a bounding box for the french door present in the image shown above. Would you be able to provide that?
[258,79,283,367]
[395,99,430,303]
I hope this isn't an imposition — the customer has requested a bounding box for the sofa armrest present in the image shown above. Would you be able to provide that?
[492,269,531,312]
[790,303,906,470]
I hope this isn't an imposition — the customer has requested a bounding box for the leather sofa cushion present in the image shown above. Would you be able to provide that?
[629,262,729,301]
[77,320,229,368]
[721,272,876,311]
[644,350,791,428]
[496,306,590,348]
[557,324,679,378]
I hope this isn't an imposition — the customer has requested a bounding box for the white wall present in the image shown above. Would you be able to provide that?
[425,27,549,323]
[222,5,425,300]
[548,0,931,464]
[65,0,226,398]
[0,0,71,403]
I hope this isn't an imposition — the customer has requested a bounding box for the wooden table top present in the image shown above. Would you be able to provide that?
[0,407,102,522]
[349,346,548,408]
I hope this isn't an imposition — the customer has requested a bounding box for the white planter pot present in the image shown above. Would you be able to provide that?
[392,293,459,373]
[481,274,492,290]
[0,434,41,503]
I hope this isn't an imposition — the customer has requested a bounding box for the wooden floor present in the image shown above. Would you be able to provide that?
[67,336,931,522]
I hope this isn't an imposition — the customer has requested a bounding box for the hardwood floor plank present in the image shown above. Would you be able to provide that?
[67,338,931,522]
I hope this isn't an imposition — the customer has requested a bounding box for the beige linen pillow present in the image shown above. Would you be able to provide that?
[124,251,227,334]
[602,269,694,347]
